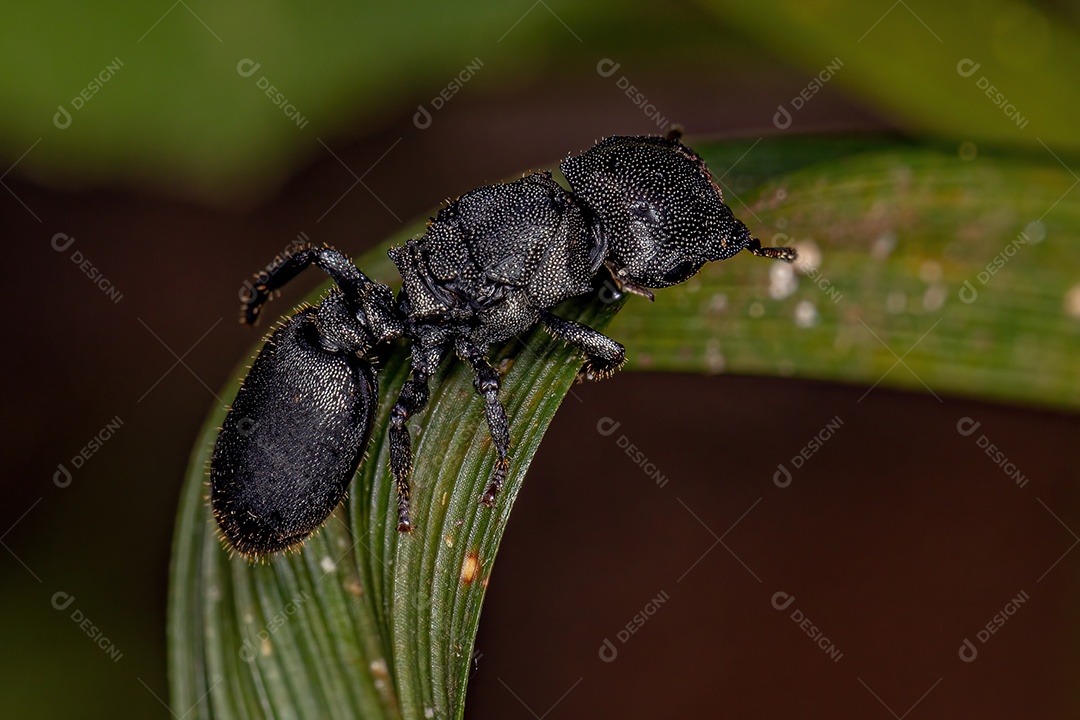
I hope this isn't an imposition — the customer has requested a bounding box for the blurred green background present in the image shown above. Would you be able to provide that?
[3,1,1077,717]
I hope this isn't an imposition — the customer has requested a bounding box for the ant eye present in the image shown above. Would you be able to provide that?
[661,259,701,285]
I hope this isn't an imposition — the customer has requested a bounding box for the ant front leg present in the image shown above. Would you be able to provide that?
[388,340,445,532]
[454,339,511,507]
[539,310,626,381]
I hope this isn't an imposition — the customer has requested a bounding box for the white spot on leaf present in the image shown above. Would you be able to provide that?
[794,300,819,328]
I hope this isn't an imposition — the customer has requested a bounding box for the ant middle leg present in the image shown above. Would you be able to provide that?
[388,340,445,531]
[454,339,511,507]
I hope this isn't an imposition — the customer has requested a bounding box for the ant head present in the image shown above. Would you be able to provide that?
[562,135,785,289]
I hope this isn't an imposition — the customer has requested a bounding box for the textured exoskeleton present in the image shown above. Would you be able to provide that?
[386,172,625,529]
[210,248,401,556]
[561,135,793,296]
[210,132,795,556]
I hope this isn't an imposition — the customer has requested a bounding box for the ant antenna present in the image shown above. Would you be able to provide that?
[747,236,797,262]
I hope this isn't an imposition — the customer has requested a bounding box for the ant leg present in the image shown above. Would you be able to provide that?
[388,340,445,532]
[454,339,511,507]
[241,244,373,324]
[539,310,626,381]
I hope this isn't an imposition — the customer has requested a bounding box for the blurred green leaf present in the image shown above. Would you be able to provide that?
[0,1,734,201]
[10,0,1079,204]
[705,0,1080,153]
[0,1,539,198]
[170,135,1079,719]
